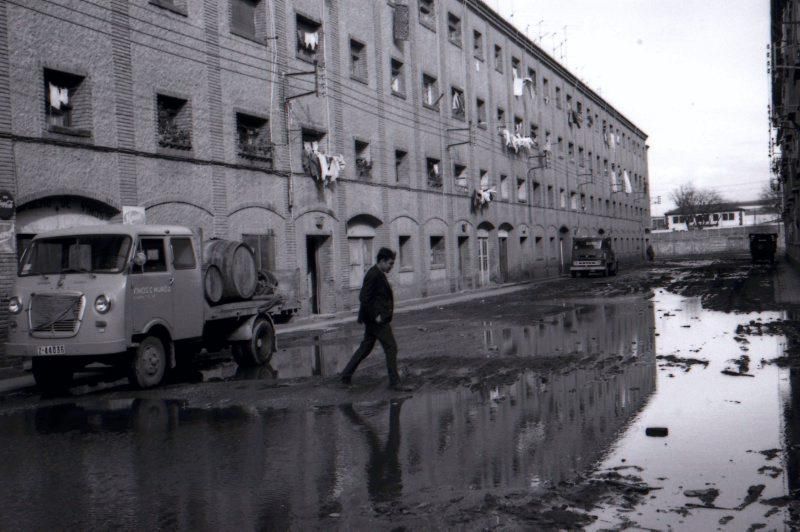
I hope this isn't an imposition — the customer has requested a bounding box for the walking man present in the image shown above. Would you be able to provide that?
[341,247,409,390]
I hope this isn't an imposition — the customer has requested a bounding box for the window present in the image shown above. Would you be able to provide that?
[157,94,191,151]
[350,39,367,82]
[429,236,446,267]
[354,139,371,180]
[542,78,549,104]
[44,68,91,136]
[242,232,276,272]
[447,13,461,46]
[500,175,509,200]
[497,107,505,125]
[399,235,413,270]
[395,149,408,184]
[570,192,578,210]
[568,142,574,161]
[559,188,566,208]
[555,86,562,109]
[530,123,539,141]
[494,44,503,72]
[419,0,435,29]
[514,116,523,135]
[451,87,465,120]
[473,29,483,59]
[422,73,439,108]
[511,56,520,79]
[348,236,373,287]
[557,136,563,157]
[390,58,405,96]
[547,185,554,207]
[427,157,441,188]
[300,128,325,175]
[578,146,584,166]
[479,169,490,189]
[231,0,263,41]
[517,177,527,203]
[296,14,321,63]
[149,0,187,16]
[170,237,196,269]
[454,163,468,192]
[134,238,167,273]
[476,98,486,127]
[527,67,537,90]
[236,112,272,167]
[532,181,541,206]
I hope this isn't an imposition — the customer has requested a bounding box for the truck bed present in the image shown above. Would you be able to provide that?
[205,294,285,321]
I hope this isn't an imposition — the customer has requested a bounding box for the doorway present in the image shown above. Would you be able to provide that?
[457,236,470,289]
[498,236,508,283]
[306,235,328,315]
[478,236,489,286]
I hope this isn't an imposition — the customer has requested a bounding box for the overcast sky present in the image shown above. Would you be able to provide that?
[488,0,771,215]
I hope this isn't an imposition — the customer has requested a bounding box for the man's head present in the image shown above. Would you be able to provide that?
[376,247,396,273]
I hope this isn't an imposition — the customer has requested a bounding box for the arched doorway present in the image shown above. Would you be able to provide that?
[477,222,494,287]
[498,223,514,282]
[558,225,571,274]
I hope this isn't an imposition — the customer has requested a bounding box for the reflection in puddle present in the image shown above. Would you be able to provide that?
[0,298,656,529]
[589,290,793,530]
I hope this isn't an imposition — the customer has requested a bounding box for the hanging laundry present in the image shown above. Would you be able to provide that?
[49,83,69,110]
[476,60,480,72]
[452,92,464,114]
[610,170,619,193]
[317,152,330,180]
[303,31,319,51]
[501,128,515,151]
[622,170,633,194]
[516,136,535,151]
[523,78,535,99]
[513,77,524,97]
[543,136,552,152]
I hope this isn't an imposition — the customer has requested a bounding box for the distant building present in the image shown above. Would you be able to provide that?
[650,216,668,232]
[662,199,780,231]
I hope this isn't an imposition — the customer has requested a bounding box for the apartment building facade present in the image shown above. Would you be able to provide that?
[0,0,651,327]
[772,0,800,262]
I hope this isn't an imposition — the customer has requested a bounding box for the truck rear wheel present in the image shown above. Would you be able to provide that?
[232,317,274,367]
[32,357,73,394]
[129,336,168,389]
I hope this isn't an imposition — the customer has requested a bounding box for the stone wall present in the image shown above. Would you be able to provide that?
[651,224,785,257]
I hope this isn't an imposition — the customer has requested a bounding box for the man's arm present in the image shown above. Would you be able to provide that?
[359,268,379,322]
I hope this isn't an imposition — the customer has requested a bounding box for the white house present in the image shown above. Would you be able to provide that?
[663,199,780,231]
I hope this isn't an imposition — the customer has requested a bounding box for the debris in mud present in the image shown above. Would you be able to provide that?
[758,449,781,460]
[683,488,720,507]
[736,485,765,511]
[722,355,754,377]
[656,354,709,372]
[719,515,735,525]
[645,427,669,437]
[757,465,782,479]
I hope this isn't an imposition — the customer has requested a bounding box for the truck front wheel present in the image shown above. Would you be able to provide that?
[129,336,168,389]
[232,317,274,367]
[32,357,73,394]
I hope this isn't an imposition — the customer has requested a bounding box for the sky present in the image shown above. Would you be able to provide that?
[487,0,771,216]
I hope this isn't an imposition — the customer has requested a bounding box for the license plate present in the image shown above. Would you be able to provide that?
[37,345,65,355]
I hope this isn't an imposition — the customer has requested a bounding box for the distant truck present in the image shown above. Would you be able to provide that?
[6,224,298,392]
[570,237,618,277]
[749,233,778,264]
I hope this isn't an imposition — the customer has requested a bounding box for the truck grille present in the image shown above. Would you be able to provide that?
[30,293,84,337]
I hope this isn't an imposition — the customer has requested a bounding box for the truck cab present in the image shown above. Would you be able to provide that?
[7,224,204,390]
[570,237,618,277]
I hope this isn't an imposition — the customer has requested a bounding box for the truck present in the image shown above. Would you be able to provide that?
[749,233,778,264]
[6,224,298,392]
[569,237,618,277]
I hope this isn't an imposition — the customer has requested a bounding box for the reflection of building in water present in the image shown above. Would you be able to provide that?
[783,311,800,495]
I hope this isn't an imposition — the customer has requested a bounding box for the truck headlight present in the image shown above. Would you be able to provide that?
[94,294,111,314]
[8,296,21,314]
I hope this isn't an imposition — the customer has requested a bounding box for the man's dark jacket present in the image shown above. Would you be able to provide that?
[357,265,394,325]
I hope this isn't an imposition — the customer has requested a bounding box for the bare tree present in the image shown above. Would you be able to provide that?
[759,179,783,215]
[669,183,725,230]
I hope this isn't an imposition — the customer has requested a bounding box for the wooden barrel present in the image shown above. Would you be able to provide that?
[203,265,224,304]
[203,240,257,302]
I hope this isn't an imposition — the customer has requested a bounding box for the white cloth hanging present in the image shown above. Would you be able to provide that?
[303,31,319,51]
[610,170,619,192]
[622,170,633,194]
[49,83,69,109]
[513,77,524,97]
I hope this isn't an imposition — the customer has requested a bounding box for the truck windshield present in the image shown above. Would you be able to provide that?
[19,235,132,276]
[573,240,602,250]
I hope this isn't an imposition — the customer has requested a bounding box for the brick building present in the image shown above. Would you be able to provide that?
[772,0,800,262]
[0,0,650,326]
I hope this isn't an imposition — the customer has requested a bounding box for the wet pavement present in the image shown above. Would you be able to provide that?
[0,258,798,529]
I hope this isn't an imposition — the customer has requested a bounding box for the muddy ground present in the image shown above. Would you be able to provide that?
[0,256,798,530]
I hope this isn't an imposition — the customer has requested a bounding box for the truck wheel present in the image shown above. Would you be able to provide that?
[129,336,167,389]
[32,358,73,394]
[232,317,274,367]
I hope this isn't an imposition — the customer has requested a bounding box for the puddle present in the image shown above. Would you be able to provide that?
[588,290,794,530]
[0,292,795,529]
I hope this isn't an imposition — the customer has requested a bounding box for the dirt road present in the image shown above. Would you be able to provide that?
[0,257,798,530]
